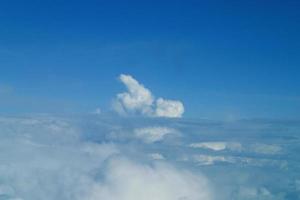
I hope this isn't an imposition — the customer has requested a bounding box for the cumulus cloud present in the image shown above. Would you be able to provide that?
[155,98,184,118]
[113,74,184,118]
[113,74,154,116]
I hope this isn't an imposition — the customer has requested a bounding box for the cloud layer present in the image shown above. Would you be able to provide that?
[87,157,213,200]
[0,115,213,200]
[113,74,184,118]
[0,115,299,200]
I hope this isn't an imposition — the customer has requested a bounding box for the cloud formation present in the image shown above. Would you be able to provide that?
[0,115,214,200]
[87,157,213,200]
[113,74,184,118]
[155,98,184,118]
[189,142,242,151]
[0,115,299,200]
[134,126,178,143]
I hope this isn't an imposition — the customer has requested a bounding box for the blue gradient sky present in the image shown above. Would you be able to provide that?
[0,0,299,119]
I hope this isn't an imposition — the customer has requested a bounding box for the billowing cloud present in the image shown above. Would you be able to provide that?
[86,157,213,200]
[114,74,154,116]
[155,98,184,118]
[113,74,184,118]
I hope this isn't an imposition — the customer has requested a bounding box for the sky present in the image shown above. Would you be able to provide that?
[0,0,300,119]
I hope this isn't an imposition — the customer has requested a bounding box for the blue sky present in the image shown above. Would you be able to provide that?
[0,0,300,119]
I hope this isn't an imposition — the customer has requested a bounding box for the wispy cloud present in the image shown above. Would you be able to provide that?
[134,126,178,143]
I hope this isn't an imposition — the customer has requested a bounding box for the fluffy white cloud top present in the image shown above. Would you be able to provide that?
[114,74,154,116]
[155,98,184,118]
[113,74,184,118]
[86,157,213,200]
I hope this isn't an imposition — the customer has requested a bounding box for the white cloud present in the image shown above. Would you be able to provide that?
[155,98,184,118]
[189,142,281,155]
[251,143,282,155]
[189,142,242,151]
[190,142,227,151]
[148,153,165,160]
[86,158,213,200]
[114,74,154,116]
[113,74,184,118]
[134,126,178,143]
[0,115,295,200]
[0,116,214,200]
[191,154,235,165]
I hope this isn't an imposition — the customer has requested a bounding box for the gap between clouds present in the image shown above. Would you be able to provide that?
[113,74,184,118]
